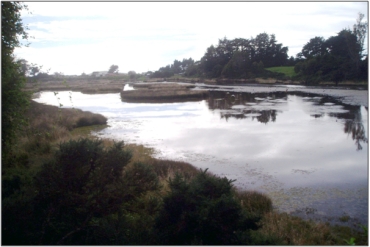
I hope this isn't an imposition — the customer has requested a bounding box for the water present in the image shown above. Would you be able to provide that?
[34,88,368,226]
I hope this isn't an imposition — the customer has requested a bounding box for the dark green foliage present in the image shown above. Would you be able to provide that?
[151,34,288,79]
[198,34,288,79]
[248,230,286,245]
[295,16,368,84]
[151,58,195,78]
[154,169,260,245]
[122,162,160,200]
[108,64,119,73]
[2,2,32,162]
[32,138,132,244]
[1,2,29,56]
[2,138,162,245]
[297,36,327,59]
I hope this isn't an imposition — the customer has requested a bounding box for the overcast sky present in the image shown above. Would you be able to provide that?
[14,2,368,75]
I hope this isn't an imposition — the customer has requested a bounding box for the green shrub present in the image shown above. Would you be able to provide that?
[154,169,260,245]
[30,138,136,244]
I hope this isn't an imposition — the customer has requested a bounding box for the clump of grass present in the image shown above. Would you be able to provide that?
[25,101,107,131]
[122,143,199,181]
[235,190,273,217]
[124,143,157,165]
[148,159,199,181]
[339,214,351,223]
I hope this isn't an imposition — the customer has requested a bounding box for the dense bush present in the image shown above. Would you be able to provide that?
[154,169,261,245]
[2,138,161,245]
[2,2,32,164]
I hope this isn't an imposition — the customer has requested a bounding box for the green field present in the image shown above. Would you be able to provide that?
[265,66,297,77]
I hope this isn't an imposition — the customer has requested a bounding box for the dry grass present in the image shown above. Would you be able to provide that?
[120,83,207,103]
[121,141,200,193]
[255,212,336,245]
[26,101,107,131]
[235,190,273,216]
[254,211,368,245]
[13,101,108,166]
[24,78,125,93]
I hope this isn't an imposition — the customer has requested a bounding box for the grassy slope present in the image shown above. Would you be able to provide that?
[265,66,297,77]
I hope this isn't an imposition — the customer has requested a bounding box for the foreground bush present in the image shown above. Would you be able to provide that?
[2,138,160,245]
[154,169,261,245]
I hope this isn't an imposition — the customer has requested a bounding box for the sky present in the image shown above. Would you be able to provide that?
[14,2,368,76]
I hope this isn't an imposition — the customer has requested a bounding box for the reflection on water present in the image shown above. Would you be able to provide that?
[207,90,368,151]
[207,91,285,123]
[344,120,368,151]
[33,90,368,225]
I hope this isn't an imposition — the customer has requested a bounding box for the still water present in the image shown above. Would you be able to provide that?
[34,88,368,225]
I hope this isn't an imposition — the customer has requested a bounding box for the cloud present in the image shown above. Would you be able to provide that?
[16,2,368,75]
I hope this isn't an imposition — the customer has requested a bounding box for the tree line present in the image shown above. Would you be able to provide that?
[151,33,293,79]
[295,13,368,84]
[151,13,368,84]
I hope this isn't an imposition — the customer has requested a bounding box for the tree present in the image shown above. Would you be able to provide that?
[251,33,288,67]
[295,14,368,84]
[2,2,31,158]
[29,65,40,76]
[353,12,368,58]
[108,64,119,73]
[298,36,327,59]
[16,58,29,75]
[128,70,137,80]
[222,51,251,78]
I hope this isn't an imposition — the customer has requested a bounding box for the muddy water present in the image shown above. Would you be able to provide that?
[34,88,368,227]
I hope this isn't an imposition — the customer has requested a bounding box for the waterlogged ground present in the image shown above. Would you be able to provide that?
[34,84,368,227]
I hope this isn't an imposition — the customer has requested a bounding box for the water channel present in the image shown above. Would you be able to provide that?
[34,84,368,227]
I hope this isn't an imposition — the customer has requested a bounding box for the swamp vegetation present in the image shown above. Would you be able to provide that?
[2,98,368,245]
[2,2,368,245]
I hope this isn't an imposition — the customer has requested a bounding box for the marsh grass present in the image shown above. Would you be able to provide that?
[255,212,336,245]
[24,78,125,93]
[148,159,199,180]
[121,83,207,103]
[252,211,368,245]
[122,143,200,193]
[10,101,108,167]
[235,190,273,217]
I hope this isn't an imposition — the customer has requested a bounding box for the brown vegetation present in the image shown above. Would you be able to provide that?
[24,78,125,94]
[120,83,208,103]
